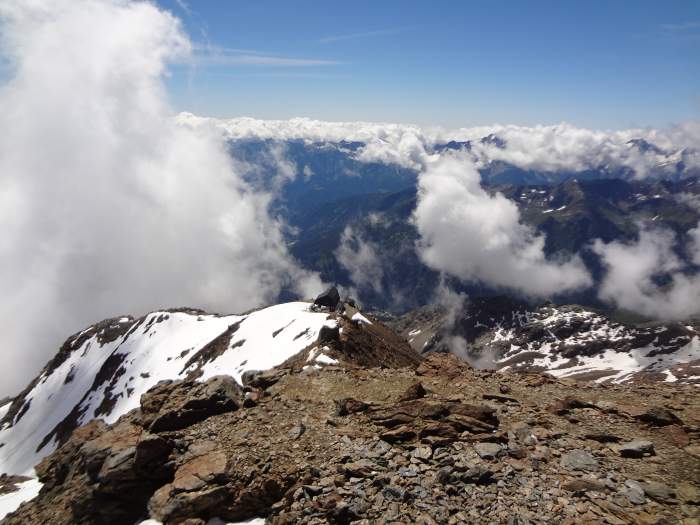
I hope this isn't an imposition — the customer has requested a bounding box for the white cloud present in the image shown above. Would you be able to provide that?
[412,154,592,298]
[0,0,321,396]
[181,115,700,177]
[593,225,700,320]
[179,114,436,170]
[335,226,384,296]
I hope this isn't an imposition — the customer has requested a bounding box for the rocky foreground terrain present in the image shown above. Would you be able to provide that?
[3,345,699,524]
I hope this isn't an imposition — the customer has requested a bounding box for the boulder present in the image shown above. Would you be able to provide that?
[641,481,675,502]
[148,446,231,523]
[634,406,683,427]
[142,376,243,432]
[618,440,655,458]
[398,381,427,402]
[314,287,340,310]
[474,442,502,460]
[677,483,700,505]
[241,369,285,390]
[560,450,599,472]
[334,397,370,416]
[317,323,340,344]
[562,478,606,493]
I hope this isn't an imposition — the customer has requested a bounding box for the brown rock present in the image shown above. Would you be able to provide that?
[380,425,417,443]
[415,353,471,379]
[482,392,519,404]
[677,483,700,505]
[334,397,370,416]
[548,396,597,415]
[142,375,242,432]
[634,406,683,427]
[562,478,607,493]
[398,381,427,402]
[662,425,690,447]
[149,483,230,523]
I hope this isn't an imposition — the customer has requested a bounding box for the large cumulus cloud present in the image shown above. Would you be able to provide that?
[0,0,321,396]
[412,154,592,298]
[593,225,700,320]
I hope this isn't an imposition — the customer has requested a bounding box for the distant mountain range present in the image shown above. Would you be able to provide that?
[226,138,700,315]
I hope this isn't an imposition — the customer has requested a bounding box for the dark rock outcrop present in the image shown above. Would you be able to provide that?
[313,287,340,310]
[141,376,242,432]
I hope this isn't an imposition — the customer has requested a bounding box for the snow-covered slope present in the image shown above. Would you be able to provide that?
[0,302,336,477]
[394,298,700,385]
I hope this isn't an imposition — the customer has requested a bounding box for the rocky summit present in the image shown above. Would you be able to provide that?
[0,301,699,524]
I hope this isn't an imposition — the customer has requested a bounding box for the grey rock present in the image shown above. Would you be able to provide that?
[288,423,306,440]
[382,484,406,501]
[619,440,655,458]
[620,480,645,505]
[559,450,599,472]
[412,446,433,461]
[435,466,452,484]
[474,442,502,460]
[641,480,675,502]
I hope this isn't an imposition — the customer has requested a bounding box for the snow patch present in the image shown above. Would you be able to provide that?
[0,477,42,520]
[352,312,372,325]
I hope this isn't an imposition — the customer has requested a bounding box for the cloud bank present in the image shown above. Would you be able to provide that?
[0,0,320,396]
[412,155,593,298]
[182,115,700,177]
[594,225,700,320]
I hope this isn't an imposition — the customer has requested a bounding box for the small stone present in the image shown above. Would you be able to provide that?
[483,393,519,404]
[475,442,502,460]
[618,440,655,458]
[288,423,306,440]
[562,478,606,493]
[560,450,599,472]
[412,446,432,461]
[641,481,675,502]
[677,483,700,505]
[398,467,418,478]
[382,484,405,501]
[685,445,700,459]
[619,480,645,505]
[334,398,370,416]
[435,466,452,484]
[584,433,621,443]
[398,381,427,402]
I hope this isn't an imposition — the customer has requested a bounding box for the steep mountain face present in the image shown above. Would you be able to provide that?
[0,301,419,480]
[391,297,700,385]
[4,353,699,524]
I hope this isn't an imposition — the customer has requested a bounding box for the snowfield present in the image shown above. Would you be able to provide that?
[0,302,334,478]
[0,478,42,521]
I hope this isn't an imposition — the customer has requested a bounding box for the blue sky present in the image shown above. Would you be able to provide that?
[161,0,700,129]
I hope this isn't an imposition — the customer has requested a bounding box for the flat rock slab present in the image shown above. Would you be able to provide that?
[560,450,599,472]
